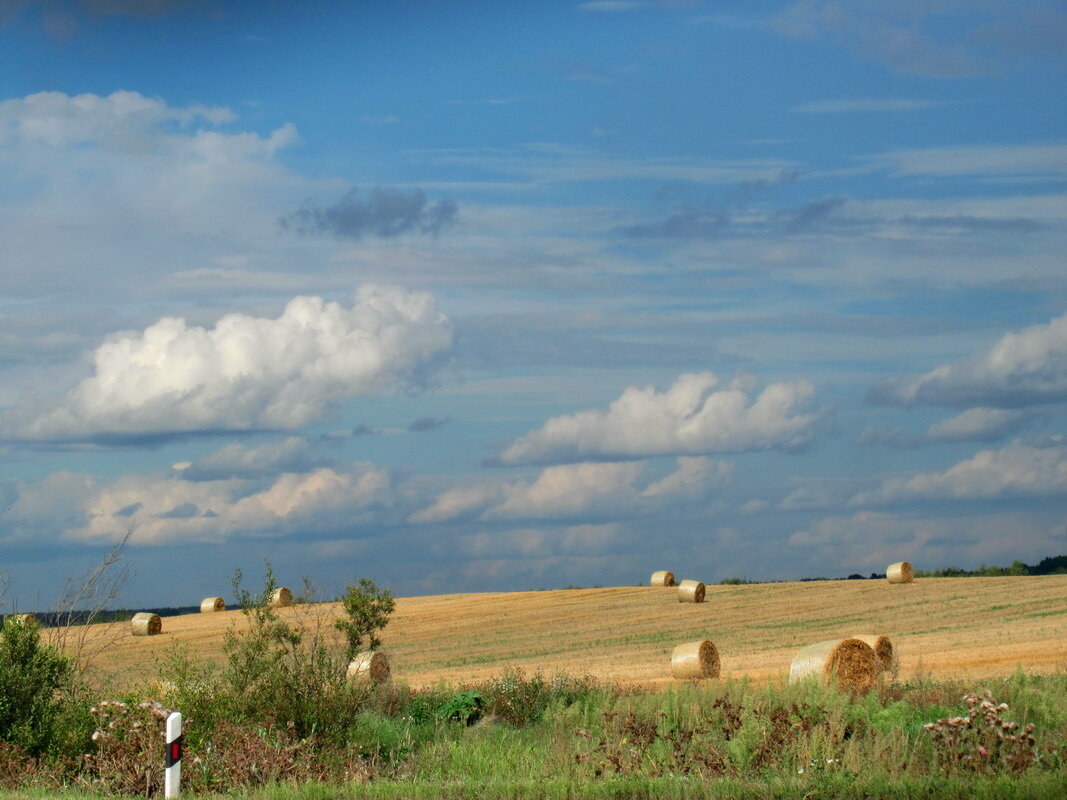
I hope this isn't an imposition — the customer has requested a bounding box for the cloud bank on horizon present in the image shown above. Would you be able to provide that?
[0,0,1064,607]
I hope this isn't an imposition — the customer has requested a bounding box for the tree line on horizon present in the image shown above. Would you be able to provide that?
[4,554,1065,626]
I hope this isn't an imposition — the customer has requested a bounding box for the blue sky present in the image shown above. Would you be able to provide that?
[1,0,1065,609]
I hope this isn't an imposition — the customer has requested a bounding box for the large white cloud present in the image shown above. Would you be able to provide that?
[871,312,1067,408]
[849,441,1067,505]
[499,372,817,464]
[65,464,392,545]
[8,285,453,440]
[0,90,235,148]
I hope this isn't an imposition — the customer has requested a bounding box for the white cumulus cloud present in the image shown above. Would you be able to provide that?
[65,465,393,545]
[8,285,453,440]
[0,90,235,148]
[871,312,1067,408]
[500,372,817,464]
[411,456,730,524]
[849,441,1067,505]
[924,407,1031,442]
[487,461,645,520]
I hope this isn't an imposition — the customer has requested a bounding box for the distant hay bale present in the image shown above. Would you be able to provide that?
[851,634,894,672]
[677,579,706,603]
[5,613,37,628]
[670,639,720,680]
[200,597,225,613]
[887,562,914,584]
[269,587,293,608]
[131,612,162,637]
[347,651,391,684]
[789,638,878,693]
[650,570,676,587]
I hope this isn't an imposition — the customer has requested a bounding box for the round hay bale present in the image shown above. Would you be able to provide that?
[347,651,391,685]
[789,638,878,693]
[131,612,162,637]
[200,597,226,613]
[670,639,720,680]
[677,579,705,603]
[851,634,894,672]
[887,561,914,584]
[269,587,293,608]
[5,613,38,628]
[650,570,676,587]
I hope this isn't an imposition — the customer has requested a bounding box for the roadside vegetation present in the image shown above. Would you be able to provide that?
[1,561,1066,798]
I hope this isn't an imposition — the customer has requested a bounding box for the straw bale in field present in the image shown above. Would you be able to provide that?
[789,638,878,693]
[347,651,391,684]
[131,612,162,637]
[269,587,293,608]
[887,561,914,584]
[200,597,225,613]
[650,570,676,587]
[677,579,705,603]
[851,634,894,672]
[5,613,38,628]
[670,639,720,680]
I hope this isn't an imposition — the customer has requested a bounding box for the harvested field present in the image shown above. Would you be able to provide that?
[73,576,1067,691]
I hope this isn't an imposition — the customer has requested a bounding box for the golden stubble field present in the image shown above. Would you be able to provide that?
[72,576,1067,691]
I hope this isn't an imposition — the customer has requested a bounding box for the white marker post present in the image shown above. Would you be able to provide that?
[164,711,182,798]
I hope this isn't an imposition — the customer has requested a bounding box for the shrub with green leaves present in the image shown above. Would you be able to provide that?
[0,616,75,755]
[218,562,352,740]
[335,578,395,659]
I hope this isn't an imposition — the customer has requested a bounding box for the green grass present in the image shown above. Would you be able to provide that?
[3,671,1066,798]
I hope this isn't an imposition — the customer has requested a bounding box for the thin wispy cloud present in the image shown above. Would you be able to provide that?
[792,98,954,114]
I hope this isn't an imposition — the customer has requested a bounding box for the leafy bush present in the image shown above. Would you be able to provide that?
[218,562,353,740]
[480,669,599,726]
[0,616,76,756]
[335,578,395,659]
[437,690,485,725]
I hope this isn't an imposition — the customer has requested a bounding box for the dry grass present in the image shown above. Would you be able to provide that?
[71,575,1067,691]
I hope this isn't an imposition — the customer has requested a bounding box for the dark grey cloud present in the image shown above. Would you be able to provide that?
[617,191,1048,244]
[280,187,459,240]
[769,0,1067,78]
[617,195,846,241]
[408,417,449,433]
[897,215,1047,233]
[617,207,730,240]
[159,502,200,519]
[2,0,213,35]
[774,197,846,233]
[617,170,824,241]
